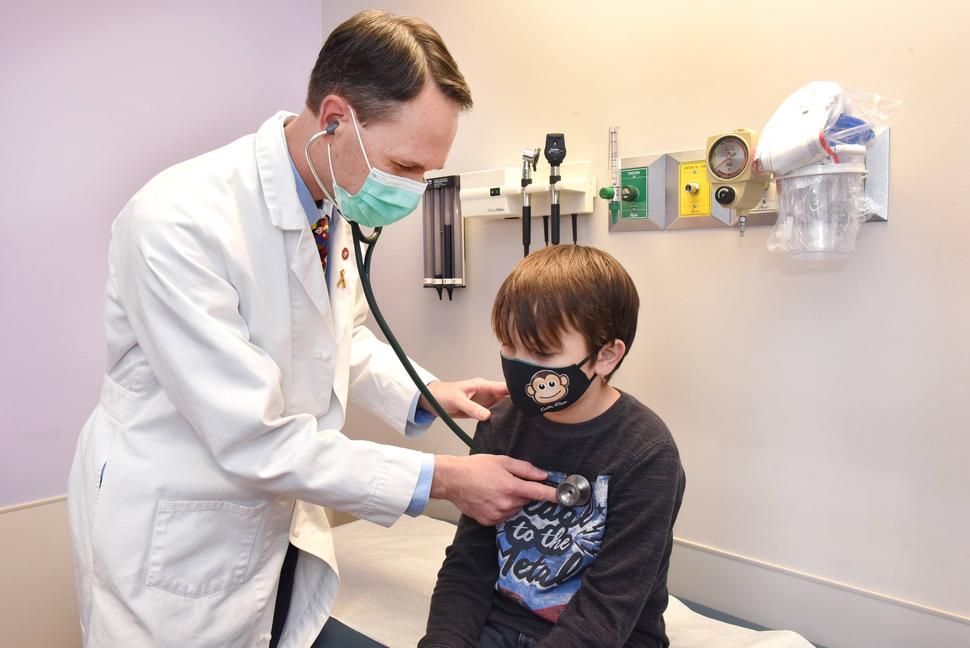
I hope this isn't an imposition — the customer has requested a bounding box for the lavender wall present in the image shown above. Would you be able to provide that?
[0,0,322,507]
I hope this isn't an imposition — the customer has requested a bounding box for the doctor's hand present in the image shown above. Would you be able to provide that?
[430,454,558,526]
[419,379,509,422]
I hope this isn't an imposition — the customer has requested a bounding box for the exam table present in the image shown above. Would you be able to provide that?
[314,516,815,648]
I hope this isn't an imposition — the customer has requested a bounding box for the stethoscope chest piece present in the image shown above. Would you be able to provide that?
[557,474,592,507]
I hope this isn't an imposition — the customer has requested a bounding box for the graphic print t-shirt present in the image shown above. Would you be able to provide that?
[496,471,609,622]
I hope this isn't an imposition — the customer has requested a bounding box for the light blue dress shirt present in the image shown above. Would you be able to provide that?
[287,153,435,516]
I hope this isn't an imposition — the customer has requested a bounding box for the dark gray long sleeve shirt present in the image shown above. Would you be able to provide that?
[421,392,686,648]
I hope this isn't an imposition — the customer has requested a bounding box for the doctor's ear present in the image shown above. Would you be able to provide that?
[317,94,350,135]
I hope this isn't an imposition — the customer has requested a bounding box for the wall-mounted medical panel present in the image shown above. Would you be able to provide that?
[665,150,733,230]
[863,128,890,223]
[608,154,667,232]
[743,181,779,227]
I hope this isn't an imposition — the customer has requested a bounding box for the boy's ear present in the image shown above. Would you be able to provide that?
[593,339,627,378]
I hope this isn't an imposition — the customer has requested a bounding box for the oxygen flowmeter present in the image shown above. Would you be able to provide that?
[599,127,640,224]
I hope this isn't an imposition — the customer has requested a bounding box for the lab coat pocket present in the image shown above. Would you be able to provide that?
[146,499,265,598]
[90,377,130,516]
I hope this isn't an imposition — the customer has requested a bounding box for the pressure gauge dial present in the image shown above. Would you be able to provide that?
[709,135,749,181]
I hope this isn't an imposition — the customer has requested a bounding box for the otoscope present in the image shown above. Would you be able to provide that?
[306,124,591,507]
[544,133,566,245]
[520,148,539,257]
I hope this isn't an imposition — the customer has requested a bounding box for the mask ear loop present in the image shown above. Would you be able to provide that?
[347,106,373,171]
[582,345,607,378]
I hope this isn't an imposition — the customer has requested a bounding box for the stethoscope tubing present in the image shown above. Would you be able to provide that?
[350,222,480,452]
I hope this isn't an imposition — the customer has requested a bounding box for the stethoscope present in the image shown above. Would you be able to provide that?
[305,125,592,508]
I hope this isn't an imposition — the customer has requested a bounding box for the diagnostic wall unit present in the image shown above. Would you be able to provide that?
[457,160,596,220]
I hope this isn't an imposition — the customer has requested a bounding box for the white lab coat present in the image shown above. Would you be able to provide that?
[67,111,436,648]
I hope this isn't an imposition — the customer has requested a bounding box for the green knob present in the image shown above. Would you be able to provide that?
[599,186,615,200]
[621,185,639,201]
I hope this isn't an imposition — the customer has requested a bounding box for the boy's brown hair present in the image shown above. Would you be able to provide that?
[492,245,639,379]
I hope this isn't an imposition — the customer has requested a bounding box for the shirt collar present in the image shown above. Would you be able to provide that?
[287,148,334,223]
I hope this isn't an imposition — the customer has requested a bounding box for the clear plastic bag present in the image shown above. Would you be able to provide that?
[824,89,901,148]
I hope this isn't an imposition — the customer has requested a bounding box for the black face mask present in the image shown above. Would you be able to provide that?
[500,353,595,417]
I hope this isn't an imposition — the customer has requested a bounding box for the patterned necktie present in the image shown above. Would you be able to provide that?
[311,213,330,276]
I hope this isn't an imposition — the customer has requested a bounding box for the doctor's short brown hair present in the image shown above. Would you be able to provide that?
[492,245,640,380]
[307,10,472,122]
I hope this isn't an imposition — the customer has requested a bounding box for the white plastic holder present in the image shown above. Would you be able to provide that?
[458,160,595,219]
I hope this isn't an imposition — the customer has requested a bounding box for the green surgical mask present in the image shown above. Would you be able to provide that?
[325,107,426,228]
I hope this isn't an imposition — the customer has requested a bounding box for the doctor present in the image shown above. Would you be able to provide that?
[67,10,556,648]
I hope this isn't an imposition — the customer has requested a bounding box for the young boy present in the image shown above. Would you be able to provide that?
[420,245,686,648]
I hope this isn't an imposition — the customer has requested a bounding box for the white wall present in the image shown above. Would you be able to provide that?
[0,0,321,507]
[324,2,970,647]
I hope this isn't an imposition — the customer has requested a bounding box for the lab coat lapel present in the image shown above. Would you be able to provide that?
[290,228,336,335]
[255,111,336,336]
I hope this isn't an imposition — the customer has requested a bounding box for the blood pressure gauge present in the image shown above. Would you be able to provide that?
[705,128,770,213]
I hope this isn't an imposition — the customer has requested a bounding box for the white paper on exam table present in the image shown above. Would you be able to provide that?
[329,516,814,648]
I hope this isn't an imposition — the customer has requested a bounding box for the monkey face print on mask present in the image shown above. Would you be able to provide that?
[528,371,569,405]
[501,353,595,417]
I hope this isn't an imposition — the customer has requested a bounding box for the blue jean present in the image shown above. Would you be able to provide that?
[477,620,538,648]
